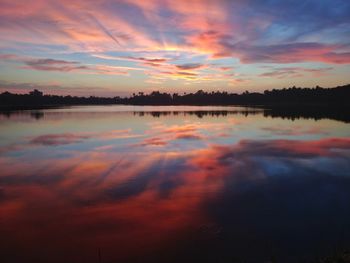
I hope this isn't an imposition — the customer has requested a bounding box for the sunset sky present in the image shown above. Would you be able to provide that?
[0,0,350,96]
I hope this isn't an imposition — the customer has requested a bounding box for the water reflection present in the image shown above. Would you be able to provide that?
[1,104,349,122]
[0,106,350,263]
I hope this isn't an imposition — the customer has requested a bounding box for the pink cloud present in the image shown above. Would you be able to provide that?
[259,66,333,78]
[23,58,89,72]
[0,0,349,92]
[1,53,141,75]
[225,42,350,64]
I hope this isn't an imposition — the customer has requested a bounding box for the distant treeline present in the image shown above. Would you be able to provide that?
[122,84,350,106]
[0,84,349,108]
[2,106,349,123]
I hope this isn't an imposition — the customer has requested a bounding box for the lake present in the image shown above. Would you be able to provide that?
[1,105,350,263]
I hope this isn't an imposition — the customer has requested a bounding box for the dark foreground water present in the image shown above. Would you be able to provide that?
[0,106,350,263]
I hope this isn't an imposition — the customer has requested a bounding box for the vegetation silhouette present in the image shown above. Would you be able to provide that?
[122,84,349,106]
[1,84,349,107]
[1,84,349,122]
[132,110,261,118]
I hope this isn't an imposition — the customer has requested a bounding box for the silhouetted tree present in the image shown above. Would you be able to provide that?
[1,84,349,109]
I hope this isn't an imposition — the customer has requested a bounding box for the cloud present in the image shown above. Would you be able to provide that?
[176,63,205,70]
[24,58,89,72]
[1,0,349,65]
[92,54,211,82]
[94,55,211,82]
[218,66,234,71]
[0,0,350,91]
[1,53,141,75]
[92,54,170,64]
[0,53,19,60]
[87,14,122,47]
[219,42,350,64]
[137,137,168,147]
[259,66,333,78]
[127,56,170,63]
[0,80,129,97]
[174,133,204,140]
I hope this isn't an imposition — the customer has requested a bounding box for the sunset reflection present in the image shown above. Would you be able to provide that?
[1,107,350,263]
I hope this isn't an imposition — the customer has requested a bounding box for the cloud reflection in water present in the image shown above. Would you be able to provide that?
[0,108,350,263]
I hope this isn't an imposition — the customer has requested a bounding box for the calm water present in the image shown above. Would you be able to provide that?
[1,106,350,263]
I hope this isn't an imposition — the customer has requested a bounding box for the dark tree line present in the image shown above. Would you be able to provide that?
[0,89,118,109]
[120,85,350,106]
[1,84,349,108]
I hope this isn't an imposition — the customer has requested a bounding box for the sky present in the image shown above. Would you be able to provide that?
[0,0,350,96]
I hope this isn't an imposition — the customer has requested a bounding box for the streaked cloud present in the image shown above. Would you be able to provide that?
[176,63,205,70]
[1,53,141,75]
[0,0,349,94]
[23,58,89,72]
[259,66,333,79]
